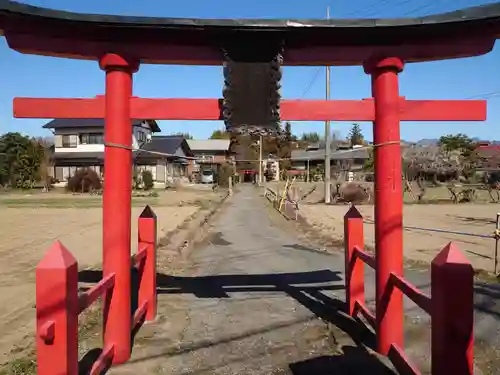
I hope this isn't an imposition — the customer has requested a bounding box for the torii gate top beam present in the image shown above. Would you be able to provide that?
[1,1,500,65]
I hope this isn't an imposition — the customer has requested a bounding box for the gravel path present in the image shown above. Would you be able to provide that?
[110,186,500,375]
[111,186,395,375]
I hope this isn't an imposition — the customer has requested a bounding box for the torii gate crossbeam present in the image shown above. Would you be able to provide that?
[14,97,485,122]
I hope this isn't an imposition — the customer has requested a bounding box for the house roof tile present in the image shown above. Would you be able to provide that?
[136,135,193,159]
[42,118,161,132]
[187,139,230,151]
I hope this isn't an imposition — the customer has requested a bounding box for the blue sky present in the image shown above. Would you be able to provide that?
[1,0,500,141]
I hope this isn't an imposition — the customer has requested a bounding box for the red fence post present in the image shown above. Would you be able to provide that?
[364,57,405,355]
[344,205,365,316]
[431,242,474,375]
[99,53,139,364]
[36,241,79,375]
[138,205,157,321]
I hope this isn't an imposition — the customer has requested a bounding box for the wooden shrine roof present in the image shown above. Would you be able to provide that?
[1,1,500,65]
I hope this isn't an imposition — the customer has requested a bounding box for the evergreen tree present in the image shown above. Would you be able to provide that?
[171,132,193,139]
[210,130,231,139]
[300,132,321,143]
[348,124,364,146]
[284,122,296,142]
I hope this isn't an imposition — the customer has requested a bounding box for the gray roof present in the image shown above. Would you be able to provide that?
[53,151,104,160]
[42,118,161,132]
[52,135,193,161]
[306,140,351,150]
[136,135,193,160]
[187,139,230,151]
[291,147,369,161]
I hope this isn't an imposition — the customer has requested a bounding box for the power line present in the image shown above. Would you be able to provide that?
[299,68,322,99]
[342,0,387,17]
[343,0,412,18]
[400,2,439,17]
[233,88,500,163]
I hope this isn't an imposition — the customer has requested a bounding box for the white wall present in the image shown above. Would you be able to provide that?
[132,123,152,149]
[174,146,187,157]
[53,122,152,153]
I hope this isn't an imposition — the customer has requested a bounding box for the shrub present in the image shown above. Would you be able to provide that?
[66,168,102,193]
[142,170,154,190]
[132,168,142,190]
[217,162,234,188]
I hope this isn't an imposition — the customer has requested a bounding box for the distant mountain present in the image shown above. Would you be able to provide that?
[415,138,439,146]
[408,138,500,146]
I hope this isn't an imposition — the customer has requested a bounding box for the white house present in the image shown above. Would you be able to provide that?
[43,118,161,182]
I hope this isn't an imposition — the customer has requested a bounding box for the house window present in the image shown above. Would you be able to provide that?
[62,135,78,148]
[137,131,147,143]
[80,133,104,145]
[201,155,214,163]
[62,167,71,181]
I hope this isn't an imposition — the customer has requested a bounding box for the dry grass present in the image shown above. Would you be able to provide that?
[266,181,500,272]
[0,188,225,370]
[268,181,493,204]
[299,202,500,272]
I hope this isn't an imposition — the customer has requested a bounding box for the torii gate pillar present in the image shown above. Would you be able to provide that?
[364,57,405,355]
[99,53,139,364]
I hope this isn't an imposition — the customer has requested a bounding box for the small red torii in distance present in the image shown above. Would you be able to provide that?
[14,96,485,122]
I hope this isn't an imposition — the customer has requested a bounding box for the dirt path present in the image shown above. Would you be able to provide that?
[111,186,397,375]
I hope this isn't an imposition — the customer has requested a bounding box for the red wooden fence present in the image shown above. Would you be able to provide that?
[344,206,474,375]
[36,206,157,375]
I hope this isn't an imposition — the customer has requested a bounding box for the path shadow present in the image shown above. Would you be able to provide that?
[155,269,377,351]
[78,269,383,371]
[474,282,500,320]
[156,269,344,298]
[289,346,395,375]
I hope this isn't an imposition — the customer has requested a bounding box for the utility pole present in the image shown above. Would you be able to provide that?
[258,135,263,184]
[324,5,332,204]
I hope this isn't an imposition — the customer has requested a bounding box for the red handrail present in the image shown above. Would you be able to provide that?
[132,244,147,268]
[35,205,158,375]
[344,205,474,375]
[389,273,431,315]
[388,344,422,375]
[133,301,149,331]
[78,273,115,314]
[89,344,115,375]
[353,300,376,328]
[353,246,375,269]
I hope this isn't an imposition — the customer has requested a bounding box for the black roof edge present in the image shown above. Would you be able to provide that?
[42,118,161,132]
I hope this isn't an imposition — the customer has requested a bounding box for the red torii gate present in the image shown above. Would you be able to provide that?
[14,54,486,360]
